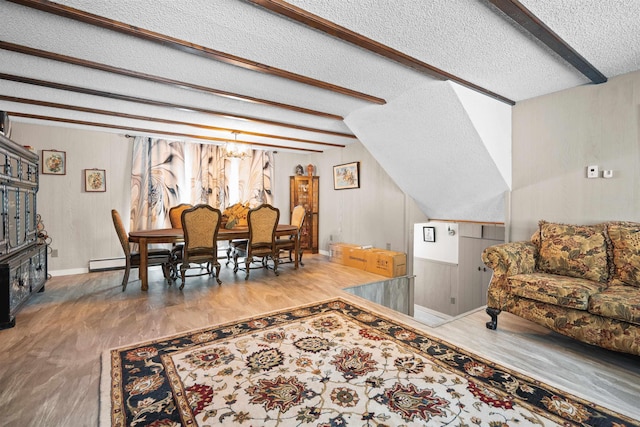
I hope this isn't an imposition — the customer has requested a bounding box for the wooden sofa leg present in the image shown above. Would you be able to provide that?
[486,307,501,330]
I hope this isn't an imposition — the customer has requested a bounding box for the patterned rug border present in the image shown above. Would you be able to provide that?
[100,297,639,426]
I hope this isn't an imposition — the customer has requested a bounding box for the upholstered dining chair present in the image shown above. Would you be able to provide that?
[232,204,280,279]
[178,204,223,289]
[167,203,193,279]
[168,203,193,228]
[111,209,171,291]
[276,204,306,266]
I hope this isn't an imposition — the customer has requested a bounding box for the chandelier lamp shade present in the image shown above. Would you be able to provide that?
[223,131,250,159]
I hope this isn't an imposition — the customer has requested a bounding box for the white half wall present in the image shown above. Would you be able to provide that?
[413,222,459,264]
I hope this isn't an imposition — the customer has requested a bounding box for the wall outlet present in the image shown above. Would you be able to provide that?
[587,165,599,178]
[603,170,613,178]
[51,249,58,257]
[386,243,391,250]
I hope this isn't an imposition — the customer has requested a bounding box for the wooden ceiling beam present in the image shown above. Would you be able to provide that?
[6,112,324,153]
[0,95,346,148]
[0,73,356,139]
[0,41,344,120]
[488,0,607,84]
[8,0,386,105]
[248,0,516,106]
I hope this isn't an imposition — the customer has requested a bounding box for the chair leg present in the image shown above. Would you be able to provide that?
[180,265,186,290]
[214,263,222,285]
[233,252,239,273]
[245,257,251,280]
[272,254,279,276]
[121,265,131,292]
[161,263,171,281]
[226,246,233,266]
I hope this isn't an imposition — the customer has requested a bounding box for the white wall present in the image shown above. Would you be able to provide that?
[451,82,512,188]
[511,70,640,241]
[10,123,132,275]
[273,141,429,259]
[413,221,459,264]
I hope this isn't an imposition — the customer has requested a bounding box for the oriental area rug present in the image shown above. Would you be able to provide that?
[101,299,639,427]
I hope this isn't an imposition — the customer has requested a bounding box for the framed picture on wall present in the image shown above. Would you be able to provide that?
[41,150,66,175]
[423,226,436,242]
[333,161,360,190]
[84,169,106,192]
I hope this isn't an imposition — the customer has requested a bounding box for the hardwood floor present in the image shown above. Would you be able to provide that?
[0,254,638,426]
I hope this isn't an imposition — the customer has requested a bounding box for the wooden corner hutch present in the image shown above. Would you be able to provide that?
[290,175,319,254]
[0,133,46,329]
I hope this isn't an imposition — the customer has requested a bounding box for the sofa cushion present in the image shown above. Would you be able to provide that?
[509,273,606,310]
[588,285,640,326]
[537,221,609,283]
[606,222,640,288]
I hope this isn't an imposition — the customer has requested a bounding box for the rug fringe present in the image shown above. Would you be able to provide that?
[98,349,113,427]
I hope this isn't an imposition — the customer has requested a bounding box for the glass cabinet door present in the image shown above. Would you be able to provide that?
[0,184,7,255]
[0,149,8,180]
[7,186,20,249]
[21,159,38,185]
[7,154,20,181]
[23,188,36,245]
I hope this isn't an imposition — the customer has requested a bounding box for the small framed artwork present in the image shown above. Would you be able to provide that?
[423,226,436,242]
[41,150,66,175]
[333,161,360,190]
[84,169,106,192]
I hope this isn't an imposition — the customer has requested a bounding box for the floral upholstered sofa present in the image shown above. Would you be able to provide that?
[481,220,640,356]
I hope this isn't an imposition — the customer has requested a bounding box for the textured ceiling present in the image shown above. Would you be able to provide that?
[0,0,639,153]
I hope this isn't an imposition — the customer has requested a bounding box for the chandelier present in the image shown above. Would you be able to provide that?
[223,131,250,159]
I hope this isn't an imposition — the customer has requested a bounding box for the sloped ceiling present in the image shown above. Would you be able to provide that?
[1,0,639,220]
[347,81,509,222]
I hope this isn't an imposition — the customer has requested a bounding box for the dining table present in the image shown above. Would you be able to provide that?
[128,224,299,291]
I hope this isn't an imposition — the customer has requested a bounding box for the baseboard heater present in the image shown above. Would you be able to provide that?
[89,257,126,272]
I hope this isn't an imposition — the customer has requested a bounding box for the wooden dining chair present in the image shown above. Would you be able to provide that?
[232,204,280,279]
[167,203,193,279]
[276,204,305,266]
[111,209,171,291]
[178,204,223,288]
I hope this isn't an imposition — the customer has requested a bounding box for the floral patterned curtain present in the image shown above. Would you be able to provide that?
[131,137,185,230]
[238,150,273,207]
[131,137,274,230]
[188,143,226,207]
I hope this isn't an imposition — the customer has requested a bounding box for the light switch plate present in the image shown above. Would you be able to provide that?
[587,165,599,178]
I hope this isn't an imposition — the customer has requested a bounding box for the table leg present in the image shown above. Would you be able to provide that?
[139,237,149,291]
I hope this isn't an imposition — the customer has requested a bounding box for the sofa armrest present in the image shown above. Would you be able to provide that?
[482,241,538,310]
[482,241,537,278]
